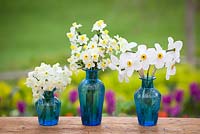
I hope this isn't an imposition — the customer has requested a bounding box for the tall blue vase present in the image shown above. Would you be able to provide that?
[78,69,105,126]
[134,77,161,126]
[35,89,61,126]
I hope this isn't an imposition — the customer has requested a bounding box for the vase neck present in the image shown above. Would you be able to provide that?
[85,69,98,80]
[141,77,155,88]
[43,90,54,100]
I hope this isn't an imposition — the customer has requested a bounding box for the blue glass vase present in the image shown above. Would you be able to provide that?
[134,77,161,126]
[35,89,61,126]
[78,69,105,126]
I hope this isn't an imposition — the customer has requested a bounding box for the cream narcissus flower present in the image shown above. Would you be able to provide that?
[80,50,91,63]
[165,60,176,80]
[92,20,107,32]
[77,34,89,45]
[154,43,166,69]
[26,63,72,102]
[88,41,98,49]
[97,59,110,71]
[85,61,95,69]
[89,48,99,62]
[109,55,119,70]
[72,22,82,29]
[116,36,137,53]
[119,52,141,77]
[167,37,183,63]
[136,45,155,70]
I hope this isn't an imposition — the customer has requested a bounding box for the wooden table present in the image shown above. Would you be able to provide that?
[0,117,200,134]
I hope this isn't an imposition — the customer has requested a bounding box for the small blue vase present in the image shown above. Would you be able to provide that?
[134,77,161,126]
[35,89,61,126]
[78,69,105,126]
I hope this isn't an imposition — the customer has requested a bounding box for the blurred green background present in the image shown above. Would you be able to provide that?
[0,0,200,117]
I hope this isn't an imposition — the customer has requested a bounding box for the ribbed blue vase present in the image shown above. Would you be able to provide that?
[134,77,161,126]
[35,89,61,126]
[78,69,105,126]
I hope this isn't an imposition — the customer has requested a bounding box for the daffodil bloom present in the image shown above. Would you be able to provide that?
[119,52,141,77]
[116,37,137,53]
[92,20,107,32]
[154,43,166,69]
[165,60,176,80]
[72,22,82,29]
[77,34,89,45]
[136,45,155,70]
[167,37,183,63]
[88,41,98,49]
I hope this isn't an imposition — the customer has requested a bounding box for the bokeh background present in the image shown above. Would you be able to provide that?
[0,0,200,117]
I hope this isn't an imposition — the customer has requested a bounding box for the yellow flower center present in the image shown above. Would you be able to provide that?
[102,39,107,45]
[97,20,103,26]
[83,54,88,60]
[67,33,73,38]
[141,54,147,61]
[104,30,109,34]
[76,53,80,57]
[80,35,85,41]
[93,54,98,60]
[127,60,132,67]
[86,63,91,68]
[70,44,76,50]
[91,44,95,48]
[157,53,163,59]
[109,47,113,52]
[83,45,87,49]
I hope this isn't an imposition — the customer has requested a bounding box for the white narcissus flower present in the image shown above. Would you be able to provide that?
[137,45,155,70]
[117,37,137,53]
[154,43,166,69]
[88,41,98,49]
[97,59,110,71]
[92,20,107,32]
[85,61,95,69]
[118,70,129,83]
[80,50,91,63]
[167,37,183,63]
[119,52,141,77]
[109,55,119,70]
[165,60,176,80]
[89,48,99,62]
[72,22,82,29]
[26,63,72,102]
[77,34,89,45]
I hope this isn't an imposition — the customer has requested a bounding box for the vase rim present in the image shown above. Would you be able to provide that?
[82,68,100,71]
[139,76,156,80]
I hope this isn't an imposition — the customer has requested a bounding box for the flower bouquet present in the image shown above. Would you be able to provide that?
[66,20,125,126]
[109,36,183,126]
[26,63,72,126]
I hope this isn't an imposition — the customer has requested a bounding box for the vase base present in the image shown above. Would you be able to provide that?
[82,121,101,126]
[38,119,58,126]
[139,121,157,127]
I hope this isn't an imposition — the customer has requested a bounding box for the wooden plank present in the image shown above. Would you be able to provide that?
[0,117,200,134]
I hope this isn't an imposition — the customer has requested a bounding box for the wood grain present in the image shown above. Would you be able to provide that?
[0,117,200,134]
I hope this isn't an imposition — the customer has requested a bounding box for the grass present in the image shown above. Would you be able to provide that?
[0,0,199,72]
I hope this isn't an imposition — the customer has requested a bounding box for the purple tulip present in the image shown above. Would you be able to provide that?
[162,95,172,104]
[17,101,26,114]
[190,82,200,101]
[69,89,78,103]
[170,105,181,117]
[162,89,184,117]
[174,90,184,103]
[105,90,116,115]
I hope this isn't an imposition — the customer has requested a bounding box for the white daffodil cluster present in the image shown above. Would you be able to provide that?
[66,20,136,71]
[109,37,183,82]
[26,63,72,102]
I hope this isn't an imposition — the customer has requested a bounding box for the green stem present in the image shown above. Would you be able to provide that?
[147,65,151,79]
[166,48,175,52]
